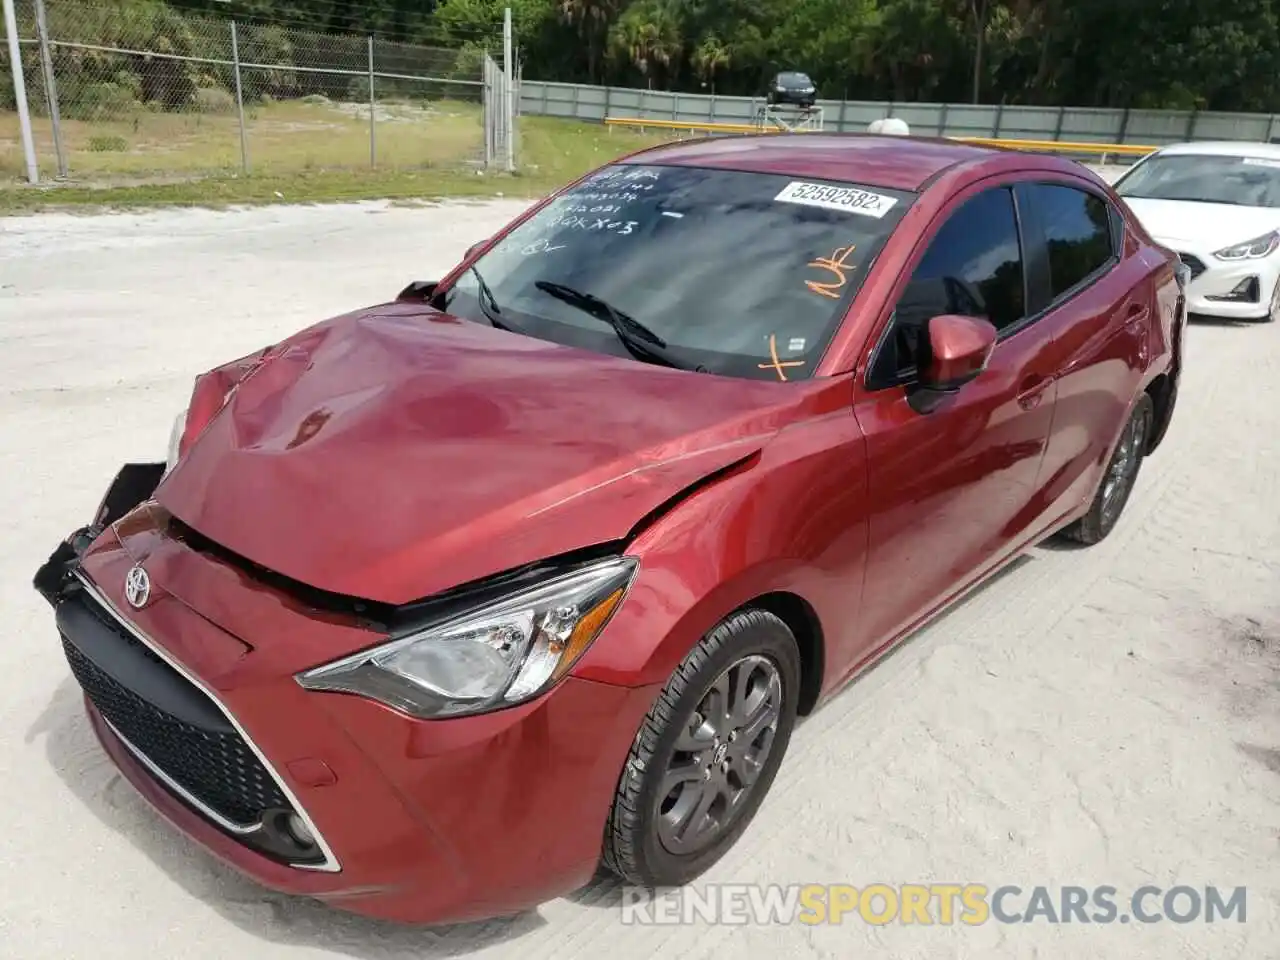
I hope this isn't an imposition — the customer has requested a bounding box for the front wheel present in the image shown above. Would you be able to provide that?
[601,608,801,887]
[1060,393,1153,545]
[1263,277,1280,322]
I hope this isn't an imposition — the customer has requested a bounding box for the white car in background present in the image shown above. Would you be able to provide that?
[1113,141,1280,323]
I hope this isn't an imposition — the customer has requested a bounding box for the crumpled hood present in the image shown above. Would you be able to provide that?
[156,303,808,605]
[1123,197,1280,250]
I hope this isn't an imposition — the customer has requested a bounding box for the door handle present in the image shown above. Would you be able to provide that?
[1016,374,1051,410]
[1125,302,1148,323]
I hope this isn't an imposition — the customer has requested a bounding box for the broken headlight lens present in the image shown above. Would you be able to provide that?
[164,407,186,475]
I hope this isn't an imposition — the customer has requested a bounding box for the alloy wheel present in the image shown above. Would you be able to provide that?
[1100,409,1148,529]
[656,655,784,856]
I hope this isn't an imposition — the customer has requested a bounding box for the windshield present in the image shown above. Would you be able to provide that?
[437,163,914,381]
[1115,153,1280,208]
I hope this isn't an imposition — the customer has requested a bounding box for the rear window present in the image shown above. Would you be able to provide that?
[1023,183,1115,298]
[438,164,914,381]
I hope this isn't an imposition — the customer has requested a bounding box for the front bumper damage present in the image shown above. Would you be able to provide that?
[34,460,340,869]
[33,462,165,607]
[32,461,663,924]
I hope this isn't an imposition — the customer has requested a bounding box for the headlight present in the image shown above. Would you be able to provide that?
[296,557,638,718]
[164,407,187,475]
[1213,230,1280,261]
[164,364,251,475]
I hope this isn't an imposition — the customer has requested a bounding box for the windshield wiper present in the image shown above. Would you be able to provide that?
[1124,194,1252,206]
[533,280,691,370]
[471,265,516,331]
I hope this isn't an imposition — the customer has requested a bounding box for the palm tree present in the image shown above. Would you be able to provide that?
[558,0,623,83]
[609,0,683,88]
[692,34,730,93]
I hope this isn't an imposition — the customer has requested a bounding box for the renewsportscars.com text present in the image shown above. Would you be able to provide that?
[620,883,1247,926]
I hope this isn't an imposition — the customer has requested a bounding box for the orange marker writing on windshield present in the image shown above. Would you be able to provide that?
[759,333,805,382]
[806,244,857,299]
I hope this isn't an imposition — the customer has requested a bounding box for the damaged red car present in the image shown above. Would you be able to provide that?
[35,134,1187,925]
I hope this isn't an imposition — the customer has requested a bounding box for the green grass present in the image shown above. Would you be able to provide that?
[0,101,678,214]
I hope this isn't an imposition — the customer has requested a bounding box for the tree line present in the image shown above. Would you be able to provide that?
[12,0,1280,115]
[162,0,1280,112]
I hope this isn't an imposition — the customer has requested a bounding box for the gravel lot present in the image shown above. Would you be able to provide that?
[2,167,1279,959]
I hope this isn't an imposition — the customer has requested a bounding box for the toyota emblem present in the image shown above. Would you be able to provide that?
[124,564,151,609]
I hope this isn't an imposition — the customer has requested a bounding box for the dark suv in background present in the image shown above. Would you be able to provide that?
[767,71,817,110]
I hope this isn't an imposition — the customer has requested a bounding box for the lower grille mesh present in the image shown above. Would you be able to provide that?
[61,632,289,827]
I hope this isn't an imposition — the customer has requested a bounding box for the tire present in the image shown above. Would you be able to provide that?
[601,608,801,888]
[1263,277,1280,322]
[1060,393,1154,546]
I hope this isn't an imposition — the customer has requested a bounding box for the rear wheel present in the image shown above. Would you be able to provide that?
[1060,393,1153,546]
[601,608,800,887]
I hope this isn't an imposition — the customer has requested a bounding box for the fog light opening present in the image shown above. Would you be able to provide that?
[285,812,315,848]
[1233,276,1260,300]
[260,807,320,858]
[1205,276,1262,303]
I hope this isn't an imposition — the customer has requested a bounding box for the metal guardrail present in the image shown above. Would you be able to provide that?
[602,116,1159,162]
[604,116,784,135]
[952,136,1157,159]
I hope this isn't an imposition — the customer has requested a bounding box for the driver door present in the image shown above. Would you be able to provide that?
[850,181,1061,656]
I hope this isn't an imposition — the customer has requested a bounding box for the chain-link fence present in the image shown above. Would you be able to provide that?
[2,0,518,185]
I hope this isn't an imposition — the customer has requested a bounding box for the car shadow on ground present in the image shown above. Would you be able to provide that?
[28,678,547,958]
[1036,531,1089,552]
[1188,312,1260,329]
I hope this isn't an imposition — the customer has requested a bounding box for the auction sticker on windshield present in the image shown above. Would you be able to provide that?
[774,181,899,218]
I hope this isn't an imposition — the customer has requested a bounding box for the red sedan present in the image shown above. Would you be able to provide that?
[34,134,1186,925]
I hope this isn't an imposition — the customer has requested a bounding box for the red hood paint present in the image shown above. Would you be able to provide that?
[156,303,815,605]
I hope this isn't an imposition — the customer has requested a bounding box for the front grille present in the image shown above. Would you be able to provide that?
[1177,253,1207,281]
[60,611,289,829]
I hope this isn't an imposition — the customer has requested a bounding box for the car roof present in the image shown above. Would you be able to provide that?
[1151,140,1280,160]
[626,133,1004,192]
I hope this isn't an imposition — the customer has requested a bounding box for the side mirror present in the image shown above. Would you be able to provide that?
[908,314,998,413]
[397,280,438,302]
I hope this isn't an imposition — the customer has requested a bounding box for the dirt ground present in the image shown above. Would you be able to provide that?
[2,173,1279,959]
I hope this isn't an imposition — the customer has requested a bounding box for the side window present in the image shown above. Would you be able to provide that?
[1023,183,1115,299]
[874,186,1026,383]
[1107,201,1126,253]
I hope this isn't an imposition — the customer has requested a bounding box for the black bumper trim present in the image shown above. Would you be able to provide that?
[57,598,233,734]
[33,461,165,609]
[93,461,165,528]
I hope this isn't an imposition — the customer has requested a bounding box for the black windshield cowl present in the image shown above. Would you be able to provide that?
[1123,194,1250,206]
[534,280,695,371]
